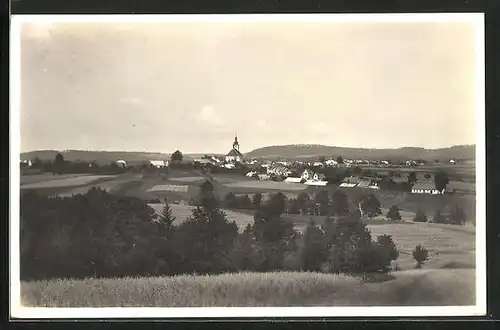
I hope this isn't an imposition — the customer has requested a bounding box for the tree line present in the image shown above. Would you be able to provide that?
[20,180,418,281]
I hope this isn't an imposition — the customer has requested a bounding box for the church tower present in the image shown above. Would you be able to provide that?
[233,135,239,151]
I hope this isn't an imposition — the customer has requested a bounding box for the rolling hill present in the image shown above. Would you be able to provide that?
[244,144,475,161]
[20,144,475,164]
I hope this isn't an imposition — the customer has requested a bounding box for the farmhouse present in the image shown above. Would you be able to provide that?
[150,160,168,168]
[300,169,315,181]
[305,180,328,187]
[313,173,326,181]
[116,160,127,168]
[225,136,244,163]
[284,177,304,183]
[411,182,444,195]
[325,159,338,166]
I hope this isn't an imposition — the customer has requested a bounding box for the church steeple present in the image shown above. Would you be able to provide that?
[233,134,239,151]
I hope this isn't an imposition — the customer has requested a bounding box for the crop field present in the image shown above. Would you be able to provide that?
[168,176,204,183]
[368,222,475,271]
[224,180,308,192]
[20,175,117,190]
[21,268,475,307]
[20,173,89,185]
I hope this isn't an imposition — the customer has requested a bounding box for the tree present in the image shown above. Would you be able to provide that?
[158,200,176,234]
[314,190,330,216]
[319,156,326,163]
[424,173,431,180]
[449,205,467,225]
[360,193,382,219]
[263,192,287,216]
[32,157,43,170]
[387,205,402,221]
[331,191,350,216]
[53,152,65,174]
[224,192,239,209]
[353,166,363,176]
[170,150,183,163]
[301,220,327,271]
[434,171,450,192]
[296,192,311,215]
[432,209,447,224]
[413,208,427,222]
[174,202,238,274]
[412,245,429,269]
[407,172,417,186]
[238,194,253,209]
[336,156,344,164]
[252,193,262,209]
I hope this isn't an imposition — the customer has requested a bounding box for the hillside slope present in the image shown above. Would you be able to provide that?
[245,144,475,161]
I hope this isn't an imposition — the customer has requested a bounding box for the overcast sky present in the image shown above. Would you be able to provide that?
[18,17,480,154]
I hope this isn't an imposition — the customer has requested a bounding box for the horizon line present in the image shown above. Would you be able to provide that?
[20,143,476,156]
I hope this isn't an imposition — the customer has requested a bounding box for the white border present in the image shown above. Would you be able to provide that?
[9,13,486,319]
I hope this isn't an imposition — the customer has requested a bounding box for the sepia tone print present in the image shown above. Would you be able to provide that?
[10,14,485,317]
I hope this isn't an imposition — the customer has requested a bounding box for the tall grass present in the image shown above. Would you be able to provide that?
[21,269,475,307]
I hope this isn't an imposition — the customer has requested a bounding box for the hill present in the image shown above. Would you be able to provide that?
[245,144,475,161]
[20,150,226,164]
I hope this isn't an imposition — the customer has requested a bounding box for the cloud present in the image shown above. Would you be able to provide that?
[193,105,226,127]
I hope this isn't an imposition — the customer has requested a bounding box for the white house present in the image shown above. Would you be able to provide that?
[300,169,315,181]
[313,162,324,167]
[305,180,328,187]
[313,173,326,181]
[325,159,338,166]
[284,177,303,183]
[258,174,270,181]
[339,182,358,188]
[116,160,127,168]
[449,159,457,164]
[224,163,236,169]
[150,160,167,168]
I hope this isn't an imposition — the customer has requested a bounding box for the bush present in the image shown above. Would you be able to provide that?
[449,205,467,226]
[360,193,382,219]
[387,205,402,221]
[300,221,327,272]
[432,209,447,224]
[413,208,427,222]
[412,245,429,268]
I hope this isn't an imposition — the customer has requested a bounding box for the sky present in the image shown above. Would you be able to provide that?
[17,16,481,154]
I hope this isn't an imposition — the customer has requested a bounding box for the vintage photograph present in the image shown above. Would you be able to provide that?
[10,14,485,318]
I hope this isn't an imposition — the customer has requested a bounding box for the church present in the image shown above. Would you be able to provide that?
[225,135,244,163]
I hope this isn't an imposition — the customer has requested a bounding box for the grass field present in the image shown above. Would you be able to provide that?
[20,175,117,189]
[224,180,308,191]
[20,269,475,307]
[149,203,255,231]
[168,176,205,183]
[20,173,91,185]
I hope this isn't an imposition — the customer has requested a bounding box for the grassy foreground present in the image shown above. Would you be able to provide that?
[21,269,475,307]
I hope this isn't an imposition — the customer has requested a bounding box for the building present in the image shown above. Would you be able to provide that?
[284,177,304,183]
[225,136,244,163]
[116,160,127,168]
[313,173,326,181]
[411,182,444,195]
[267,164,292,177]
[150,160,167,168]
[300,169,315,181]
[305,180,328,187]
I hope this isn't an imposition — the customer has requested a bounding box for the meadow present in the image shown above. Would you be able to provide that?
[20,174,116,189]
[21,269,475,307]
[224,180,308,191]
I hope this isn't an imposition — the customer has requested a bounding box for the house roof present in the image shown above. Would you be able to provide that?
[411,182,438,190]
[285,177,303,183]
[340,182,358,188]
[227,148,243,157]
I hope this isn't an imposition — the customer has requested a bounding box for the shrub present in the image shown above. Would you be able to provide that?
[432,209,447,224]
[412,245,429,268]
[387,205,402,221]
[360,193,382,219]
[449,205,467,226]
[300,220,327,272]
[413,208,427,222]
